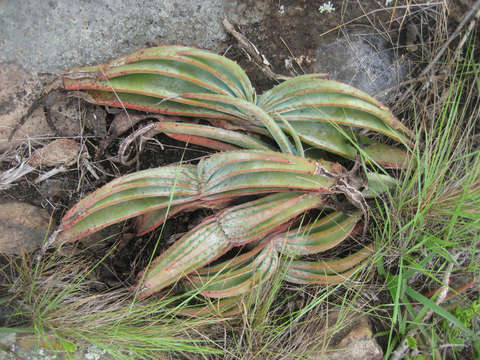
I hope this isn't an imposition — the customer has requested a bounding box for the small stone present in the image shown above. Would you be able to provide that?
[0,63,54,152]
[38,179,65,198]
[308,312,383,360]
[0,202,53,255]
[29,138,81,167]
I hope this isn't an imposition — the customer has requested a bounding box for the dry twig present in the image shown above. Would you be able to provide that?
[223,19,289,81]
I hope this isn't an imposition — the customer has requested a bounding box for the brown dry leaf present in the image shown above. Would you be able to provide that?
[29,139,81,167]
[406,24,420,53]
[0,62,54,152]
[0,202,53,255]
[107,111,190,138]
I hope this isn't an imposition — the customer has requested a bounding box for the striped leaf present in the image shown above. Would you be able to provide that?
[55,46,410,304]
[284,244,374,284]
[151,121,274,151]
[185,241,278,298]
[58,150,343,242]
[137,192,325,298]
[62,46,411,163]
[272,210,361,256]
[258,76,413,138]
[64,46,254,102]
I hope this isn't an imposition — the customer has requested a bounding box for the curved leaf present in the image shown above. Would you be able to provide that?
[273,210,361,256]
[58,151,344,242]
[258,77,413,138]
[185,241,278,298]
[284,244,374,284]
[137,192,325,298]
[64,45,254,102]
[153,122,274,151]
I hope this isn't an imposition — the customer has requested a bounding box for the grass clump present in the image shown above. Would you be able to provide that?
[373,36,480,359]
[1,245,223,359]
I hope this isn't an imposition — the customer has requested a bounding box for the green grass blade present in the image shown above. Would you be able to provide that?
[404,286,474,337]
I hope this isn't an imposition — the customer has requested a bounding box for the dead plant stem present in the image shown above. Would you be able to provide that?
[223,18,288,81]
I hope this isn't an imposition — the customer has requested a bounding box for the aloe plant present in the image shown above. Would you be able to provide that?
[53,46,410,300]
[62,45,413,168]
[56,149,378,299]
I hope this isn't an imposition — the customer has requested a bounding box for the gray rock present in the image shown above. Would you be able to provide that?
[0,0,407,102]
[0,0,240,74]
[314,33,408,100]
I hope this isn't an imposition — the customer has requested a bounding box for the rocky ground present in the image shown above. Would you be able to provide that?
[0,1,474,359]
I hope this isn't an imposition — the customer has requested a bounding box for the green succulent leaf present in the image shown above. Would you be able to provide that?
[59,150,345,242]
[185,241,278,298]
[63,46,411,161]
[137,192,325,298]
[56,46,412,304]
[65,45,254,101]
[152,122,274,151]
[258,76,413,138]
[273,210,361,256]
[284,244,374,284]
